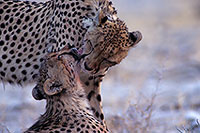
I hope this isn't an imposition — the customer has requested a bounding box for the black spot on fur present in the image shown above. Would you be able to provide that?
[87,91,95,101]
[100,113,104,120]
[101,16,108,24]
[85,81,89,86]
[96,94,101,102]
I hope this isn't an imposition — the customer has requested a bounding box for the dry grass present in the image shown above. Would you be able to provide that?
[0,124,11,133]
[107,94,157,133]
[177,119,200,133]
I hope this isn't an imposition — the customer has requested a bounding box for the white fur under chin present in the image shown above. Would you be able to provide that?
[61,76,93,114]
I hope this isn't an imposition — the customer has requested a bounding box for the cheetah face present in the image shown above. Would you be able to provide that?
[33,48,80,97]
[80,13,142,74]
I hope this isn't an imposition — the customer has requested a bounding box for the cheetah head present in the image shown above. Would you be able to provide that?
[32,48,81,98]
[80,11,142,74]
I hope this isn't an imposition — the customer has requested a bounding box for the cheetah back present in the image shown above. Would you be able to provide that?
[0,0,54,84]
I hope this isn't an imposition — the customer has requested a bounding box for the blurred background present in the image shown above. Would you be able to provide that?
[1,0,200,132]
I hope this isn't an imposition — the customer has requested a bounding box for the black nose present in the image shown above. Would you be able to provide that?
[129,31,142,44]
[129,32,138,42]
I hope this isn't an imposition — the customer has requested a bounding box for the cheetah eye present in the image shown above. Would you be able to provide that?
[57,55,62,60]
[101,16,108,24]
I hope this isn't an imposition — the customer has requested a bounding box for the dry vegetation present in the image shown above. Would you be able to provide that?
[0,124,10,133]
[107,95,156,133]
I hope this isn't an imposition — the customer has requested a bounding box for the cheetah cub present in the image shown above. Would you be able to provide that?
[25,48,109,133]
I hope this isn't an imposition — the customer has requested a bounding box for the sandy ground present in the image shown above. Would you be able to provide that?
[1,0,200,132]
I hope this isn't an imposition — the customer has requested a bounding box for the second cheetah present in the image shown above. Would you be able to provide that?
[25,47,109,133]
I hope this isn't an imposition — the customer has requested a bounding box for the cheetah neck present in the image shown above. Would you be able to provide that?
[79,69,107,125]
[44,81,93,119]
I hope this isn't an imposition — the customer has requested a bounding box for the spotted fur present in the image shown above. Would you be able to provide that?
[0,0,116,84]
[0,0,54,84]
[25,48,109,133]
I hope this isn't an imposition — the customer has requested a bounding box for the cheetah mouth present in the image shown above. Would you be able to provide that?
[84,62,93,71]
[83,61,100,74]
[83,58,117,74]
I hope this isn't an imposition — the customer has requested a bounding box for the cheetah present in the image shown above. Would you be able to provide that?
[0,0,142,125]
[32,7,142,125]
[77,11,142,124]
[25,47,109,133]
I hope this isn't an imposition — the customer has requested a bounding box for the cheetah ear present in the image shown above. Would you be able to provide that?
[43,79,63,96]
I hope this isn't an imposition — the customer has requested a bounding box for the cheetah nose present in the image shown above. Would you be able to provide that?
[129,31,142,44]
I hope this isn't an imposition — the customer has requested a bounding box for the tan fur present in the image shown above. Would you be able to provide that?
[25,49,109,133]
